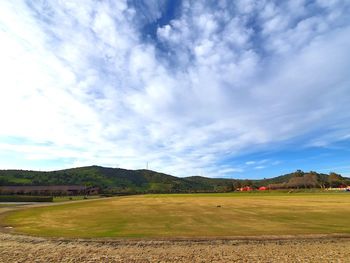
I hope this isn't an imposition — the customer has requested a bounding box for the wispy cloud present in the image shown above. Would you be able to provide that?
[0,1,349,177]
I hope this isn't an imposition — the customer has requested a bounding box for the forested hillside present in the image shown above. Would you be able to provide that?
[0,166,349,194]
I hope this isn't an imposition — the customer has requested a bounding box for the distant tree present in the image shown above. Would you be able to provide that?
[244,179,253,187]
[328,172,343,187]
[287,174,318,189]
[329,172,342,180]
[294,170,305,177]
[232,180,242,190]
[268,183,287,190]
[303,173,318,188]
[287,177,305,189]
[344,179,350,186]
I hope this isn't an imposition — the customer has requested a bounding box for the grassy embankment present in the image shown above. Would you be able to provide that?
[2,192,350,238]
[52,195,101,202]
[0,196,53,202]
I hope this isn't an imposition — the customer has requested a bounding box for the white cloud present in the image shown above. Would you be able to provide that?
[0,1,349,177]
[218,167,244,174]
[254,166,266,170]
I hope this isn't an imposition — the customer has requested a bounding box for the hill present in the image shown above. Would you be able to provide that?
[0,166,349,194]
[0,166,223,194]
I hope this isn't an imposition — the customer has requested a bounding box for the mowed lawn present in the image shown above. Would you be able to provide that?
[2,192,350,238]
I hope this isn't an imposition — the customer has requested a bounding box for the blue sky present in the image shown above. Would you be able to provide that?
[0,0,350,178]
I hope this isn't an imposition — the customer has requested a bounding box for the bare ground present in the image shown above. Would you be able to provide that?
[1,233,350,263]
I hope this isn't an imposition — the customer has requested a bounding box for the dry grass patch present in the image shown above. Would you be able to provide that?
[2,192,350,238]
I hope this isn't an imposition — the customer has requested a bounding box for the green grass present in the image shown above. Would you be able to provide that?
[2,192,350,238]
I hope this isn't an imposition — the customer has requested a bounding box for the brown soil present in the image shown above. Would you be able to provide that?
[0,232,350,263]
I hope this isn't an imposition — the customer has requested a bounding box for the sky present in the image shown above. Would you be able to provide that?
[0,0,350,179]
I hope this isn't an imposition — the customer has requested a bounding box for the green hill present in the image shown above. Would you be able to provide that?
[0,166,349,194]
[0,166,222,194]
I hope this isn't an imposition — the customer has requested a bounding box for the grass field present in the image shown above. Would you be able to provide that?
[53,195,101,202]
[2,192,350,238]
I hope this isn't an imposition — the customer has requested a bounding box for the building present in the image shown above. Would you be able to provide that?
[259,186,268,191]
[239,186,253,191]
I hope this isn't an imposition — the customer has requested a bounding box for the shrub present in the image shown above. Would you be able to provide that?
[0,195,53,202]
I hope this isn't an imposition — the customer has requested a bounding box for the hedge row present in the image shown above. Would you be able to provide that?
[0,195,53,202]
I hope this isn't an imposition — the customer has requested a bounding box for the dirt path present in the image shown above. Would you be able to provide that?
[1,232,350,262]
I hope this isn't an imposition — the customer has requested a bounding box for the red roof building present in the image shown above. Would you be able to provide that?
[259,186,268,191]
[240,186,253,191]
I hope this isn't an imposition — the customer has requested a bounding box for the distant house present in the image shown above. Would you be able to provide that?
[258,186,268,191]
[0,185,99,196]
[240,186,253,191]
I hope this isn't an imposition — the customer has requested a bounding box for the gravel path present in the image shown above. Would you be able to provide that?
[1,233,350,262]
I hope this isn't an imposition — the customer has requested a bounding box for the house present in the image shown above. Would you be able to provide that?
[259,186,268,191]
[240,186,253,191]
